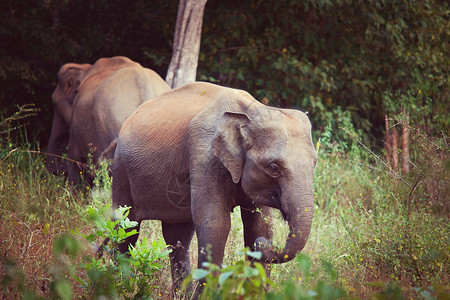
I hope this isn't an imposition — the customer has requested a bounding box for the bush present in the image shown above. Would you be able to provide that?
[184,249,273,299]
[60,205,171,299]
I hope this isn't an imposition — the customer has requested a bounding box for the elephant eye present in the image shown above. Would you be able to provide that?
[264,162,282,178]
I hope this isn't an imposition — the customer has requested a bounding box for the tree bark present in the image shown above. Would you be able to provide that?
[392,127,399,170]
[402,109,410,173]
[385,114,391,164]
[166,0,208,89]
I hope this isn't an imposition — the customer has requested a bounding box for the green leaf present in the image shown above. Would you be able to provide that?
[244,265,260,277]
[54,279,72,300]
[73,275,88,288]
[254,263,269,281]
[43,223,50,235]
[117,228,127,240]
[84,233,96,243]
[296,253,311,275]
[246,250,262,260]
[250,278,262,287]
[53,234,81,259]
[192,269,210,280]
[219,271,233,286]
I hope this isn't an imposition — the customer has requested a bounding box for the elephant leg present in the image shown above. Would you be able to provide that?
[66,146,90,187]
[67,158,81,186]
[194,208,231,267]
[240,205,274,274]
[112,161,139,255]
[67,161,94,188]
[162,221,195,293]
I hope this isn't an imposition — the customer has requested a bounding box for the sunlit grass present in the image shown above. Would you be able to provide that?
[1,123,448,299]
[0,143,91,298]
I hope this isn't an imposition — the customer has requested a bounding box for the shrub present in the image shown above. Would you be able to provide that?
[184,249,273,299]
[65,205,171,299]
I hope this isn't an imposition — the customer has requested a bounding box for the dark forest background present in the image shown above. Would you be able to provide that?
[0,0,448,150]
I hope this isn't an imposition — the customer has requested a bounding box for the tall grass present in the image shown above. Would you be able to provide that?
[1,109,448,299]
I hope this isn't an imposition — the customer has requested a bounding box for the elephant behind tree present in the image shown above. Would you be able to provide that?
[46,56,171,185]
[110,82,317,291]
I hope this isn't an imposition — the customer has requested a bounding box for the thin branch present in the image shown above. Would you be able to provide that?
[341,127,411,188]
[1,148,19,163]
[29,232,63,248]
[3,149,88,169]
[203,46,246,55]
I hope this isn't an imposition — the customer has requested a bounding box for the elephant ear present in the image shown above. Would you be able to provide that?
[59,64,91,103]
[64,76,76,101]
[64,68,87,102]
[212,112,252,184]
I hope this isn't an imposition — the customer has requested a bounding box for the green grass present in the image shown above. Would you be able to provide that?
[1,122,449,299]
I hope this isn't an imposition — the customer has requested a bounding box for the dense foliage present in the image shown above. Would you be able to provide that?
[199,0,448,144]
[0,0,178,142]
[1,0,448,147]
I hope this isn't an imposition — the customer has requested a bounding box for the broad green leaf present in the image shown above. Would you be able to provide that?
[246,250,262,260]
[218,271,233,286]
[243,265,259,277]
[192,269,210,280]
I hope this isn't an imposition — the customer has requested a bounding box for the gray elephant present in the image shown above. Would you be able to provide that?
[46,56,171,184]
[111,82,317,290]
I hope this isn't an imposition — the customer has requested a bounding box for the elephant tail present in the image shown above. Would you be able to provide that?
[99,137,119,161]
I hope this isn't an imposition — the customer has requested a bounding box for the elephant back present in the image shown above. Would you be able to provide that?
[79,56,140,90]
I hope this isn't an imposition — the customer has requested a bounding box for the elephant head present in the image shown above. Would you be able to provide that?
[46,63,91,174]
[213,108,317,263]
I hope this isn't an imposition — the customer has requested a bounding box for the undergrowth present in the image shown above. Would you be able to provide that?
[1,107,449,299]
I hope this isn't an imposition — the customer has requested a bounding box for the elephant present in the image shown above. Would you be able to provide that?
[46,56,171,185]
[111,82,317,291]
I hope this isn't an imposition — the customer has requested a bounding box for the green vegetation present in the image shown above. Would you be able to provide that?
[52,205,171,300]
[1,104,448,299]
[1,0,448,298]
[200,0,448,142]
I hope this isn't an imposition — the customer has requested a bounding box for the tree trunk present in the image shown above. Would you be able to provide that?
[166,0,208,89]
[385,114,391,164]
[402,109,410,173]
[392,127,399,170]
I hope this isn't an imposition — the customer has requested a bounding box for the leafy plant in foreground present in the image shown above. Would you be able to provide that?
[184,252,352,300]
[267,254,349,300]
[49,205,171,299]
[184,249,273,300]
[77,205,171,299]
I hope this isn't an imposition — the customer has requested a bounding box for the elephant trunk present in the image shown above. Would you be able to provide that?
[256,188,314,264]
[46,112,69,175]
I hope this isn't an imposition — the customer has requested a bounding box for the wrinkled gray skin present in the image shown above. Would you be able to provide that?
[46,56,171,185]
[112,82,317,291]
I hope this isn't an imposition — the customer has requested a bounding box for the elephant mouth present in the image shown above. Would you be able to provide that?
[246,186,288,220]
[269,190,288,221]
